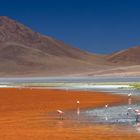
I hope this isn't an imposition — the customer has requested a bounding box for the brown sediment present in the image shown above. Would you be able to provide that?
[0,88,139,140]
[0,88,128,113]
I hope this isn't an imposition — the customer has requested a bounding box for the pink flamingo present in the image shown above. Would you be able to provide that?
[128,93,132,97]
[105,104,108,108]
[128,93,132,105]
[57,110,64,120]
[105,104,108,110]
[127,108,140,122]
[77,100,80,115]
[135,109,140,122]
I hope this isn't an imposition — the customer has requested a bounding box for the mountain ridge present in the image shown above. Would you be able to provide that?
[108,46,140,65]
[0,16,139,76]
[0,16,109,76]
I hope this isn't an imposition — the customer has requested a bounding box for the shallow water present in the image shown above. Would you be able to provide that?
[46,102,140,134]
[0,76,140,83]
[0,88,140,139]
[1,104,140,139]
[69,107,136,123]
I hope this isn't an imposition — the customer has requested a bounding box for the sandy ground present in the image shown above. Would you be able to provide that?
[0,88,140,140]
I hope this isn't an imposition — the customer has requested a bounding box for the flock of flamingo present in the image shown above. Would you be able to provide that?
[56,90,140,122]
[127,93,140,122]
[56,100,80,120]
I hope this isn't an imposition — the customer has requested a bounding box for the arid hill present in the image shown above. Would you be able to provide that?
[0,16,140,77]
[107,46,140,65]
[87,46,140,77]
[0,16,110,76]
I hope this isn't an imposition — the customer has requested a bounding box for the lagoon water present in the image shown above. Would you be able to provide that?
[1,76,140,138]
[0,76,140,83]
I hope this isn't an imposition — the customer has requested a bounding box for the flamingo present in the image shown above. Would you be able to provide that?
[127,107,133,115]
[128,93,132,97]
[104,104,109,112]
[127,107,132,111]
[127,108,140,122]
[105,104,108,111]
[105,104,108,108]
[77,100,80,115]
[104,104,109,120]
[128,93,132,105]
[57,110,64,120]
[77,100,80,104]
[135,109,140,122]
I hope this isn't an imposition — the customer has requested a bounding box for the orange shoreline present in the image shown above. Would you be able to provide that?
[0,88,139,140]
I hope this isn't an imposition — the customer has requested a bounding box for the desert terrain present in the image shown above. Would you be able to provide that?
[0,16,140,77]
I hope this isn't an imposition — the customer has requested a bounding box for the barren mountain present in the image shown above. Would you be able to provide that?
[0,16,109,76]
[87,46,140,77]
[0,16,140,77]
[107,46,140,65]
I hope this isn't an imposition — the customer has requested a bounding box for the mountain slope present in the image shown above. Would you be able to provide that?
[0,16,140,77]
[86,46,140,76]
[107,46,140,65]
[0,16,109,76]
[0,16,87,59]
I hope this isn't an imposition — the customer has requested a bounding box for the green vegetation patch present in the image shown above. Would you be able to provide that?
[130,83,140,90]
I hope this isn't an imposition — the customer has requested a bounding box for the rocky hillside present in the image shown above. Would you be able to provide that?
[0,16,108,76]
[107,46,140,65]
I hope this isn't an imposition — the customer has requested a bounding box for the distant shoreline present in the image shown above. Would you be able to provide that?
[0,76,140,83]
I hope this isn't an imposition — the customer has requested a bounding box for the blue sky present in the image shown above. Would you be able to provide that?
[1,0,140,54]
